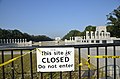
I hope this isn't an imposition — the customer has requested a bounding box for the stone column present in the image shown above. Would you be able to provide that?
[3,39,5,44]
[70,37,71,41]
[86,31,89,39]
[95,31,98,39]
[9,39,11,43]
[15,39,16,43]
[90,31,94,39]
[98,32,101,39]
[18,39,19,43]
[83,36,85,39]
[6,39,8,44]
[23,39,25,43]
[12,39,14,43]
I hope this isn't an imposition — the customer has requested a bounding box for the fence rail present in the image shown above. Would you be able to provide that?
[0,43,120,79]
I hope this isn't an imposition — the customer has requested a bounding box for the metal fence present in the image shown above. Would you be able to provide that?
[0,43,120,79]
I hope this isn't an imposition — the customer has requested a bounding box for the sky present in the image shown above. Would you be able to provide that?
[0,0,120,38]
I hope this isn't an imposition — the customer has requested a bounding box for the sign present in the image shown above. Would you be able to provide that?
[36,47,74,72]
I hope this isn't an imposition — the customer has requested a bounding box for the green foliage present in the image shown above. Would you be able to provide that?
[0,28,53,41]
[107,6,120,37]
[84,25,96,31]
[62,25,96,40]
[106,25,114,36]
[30,35,53,42]
[62,30,81,40]
[82,25,96,36]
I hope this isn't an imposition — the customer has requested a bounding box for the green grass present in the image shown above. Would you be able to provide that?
[0,50,37,79]
[0,50,99,79]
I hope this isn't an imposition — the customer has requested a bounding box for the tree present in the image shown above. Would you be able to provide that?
[81,25,96,36]
[0,28,53,41]
[62,30,81,40]
[107,6,120,37]
[31,35,53,42]
[106,25,114,37]
[12,29,24,38]
[84,25,96,31]
[62,25,96,40]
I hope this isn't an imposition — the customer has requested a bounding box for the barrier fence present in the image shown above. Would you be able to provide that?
[0,43,120,79]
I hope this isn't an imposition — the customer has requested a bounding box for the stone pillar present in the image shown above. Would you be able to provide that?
[18,39,19,43]
[14,39,16,43]
[95,31,99,39]
[70,37,71,41]
[12,39,14,43]
[23,39,25,43]
[90,31,94,39]
[84,36,85,39]
[98,32,101,39]
[101,32,103,39]
[9,39,11,43]
[3,39,5,44]
[65,39,67,42]
[6,39,8,44]
[103,32,105,38]
[86,31,89,39]
[2,39,3,43]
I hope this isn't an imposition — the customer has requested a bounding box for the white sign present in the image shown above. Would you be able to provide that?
[36,47,74,72]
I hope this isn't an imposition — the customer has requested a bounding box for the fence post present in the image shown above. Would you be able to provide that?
[2,50,5,79]
[97,47,99,79]
[21,50,24,79]
[50,72,53,79]
[41,72,43,79]
[11,50,14,79]
[105,46,107,79]
[88,47,90,79]
[60,72,62,79]
[113,46,116,79]
[30,50,33,79]
[69,71,72,79]
[78,48,81,79]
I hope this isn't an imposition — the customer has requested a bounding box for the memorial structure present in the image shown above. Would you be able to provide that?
[0,39,32,46]
[65,26,120,45]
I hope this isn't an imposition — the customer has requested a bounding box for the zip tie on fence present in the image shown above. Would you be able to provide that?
[79,57,91,69]
[0,49,36,67]
[79,55,120,69]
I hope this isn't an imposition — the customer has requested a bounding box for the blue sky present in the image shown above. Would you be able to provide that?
[0,0,119,38]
